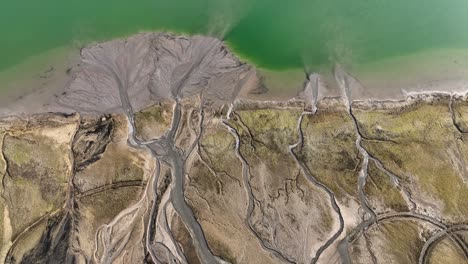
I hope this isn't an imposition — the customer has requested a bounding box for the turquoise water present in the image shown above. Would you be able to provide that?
[1,0,468,71]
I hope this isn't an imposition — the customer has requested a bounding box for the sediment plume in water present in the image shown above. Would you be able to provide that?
[1,33,468,264]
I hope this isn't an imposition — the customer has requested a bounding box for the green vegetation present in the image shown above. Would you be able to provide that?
[295,108,360,203]
[378,221,424,263]
[236,109,301,135]
[365,160,408,212]
[428,236,468,264]
[209,239,237,264]
[2,99,468,263]
[227,108,336,259]
[74,142,147,192]
[189,160,221,195]
[134,103,173,141]
[137,106,167,123]
[354,100,468,219]
[452,97,468,131]
[2,132,70,238]
[80,187,143,225]
[354,100,452,142]
[229,109,302,196]
[351,221,425,263]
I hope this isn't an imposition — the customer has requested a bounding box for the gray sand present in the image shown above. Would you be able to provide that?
[2,32,468,117]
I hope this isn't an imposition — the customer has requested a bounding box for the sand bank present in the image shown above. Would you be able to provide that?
[1,34,468,117]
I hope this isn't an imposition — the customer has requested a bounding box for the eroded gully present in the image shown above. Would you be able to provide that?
[222,112,297,264]
[333,66,468,264]
[288,112,345,264]
[91,51,221,263]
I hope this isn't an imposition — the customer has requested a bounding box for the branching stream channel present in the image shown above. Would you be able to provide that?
[84,45,468,264]
[3,34,468,264]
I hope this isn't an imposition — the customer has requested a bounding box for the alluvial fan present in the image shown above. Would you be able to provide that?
[0,33,467,264]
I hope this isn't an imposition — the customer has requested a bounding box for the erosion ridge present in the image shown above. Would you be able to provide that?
[0,32,467,264]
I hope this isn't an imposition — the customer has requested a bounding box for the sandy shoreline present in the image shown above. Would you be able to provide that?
[1,33,468,117]
[0,46,81,116]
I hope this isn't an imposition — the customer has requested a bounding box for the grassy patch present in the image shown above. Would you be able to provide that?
[428,235,468,264]
[295,109,360,203]
[380,221,424,263]
[355,101,468,219]
[134,103,173,140]
[365,160,408,212]
[80,186,143,224]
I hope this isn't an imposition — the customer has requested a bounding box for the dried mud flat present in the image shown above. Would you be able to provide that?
[0,33,467,264]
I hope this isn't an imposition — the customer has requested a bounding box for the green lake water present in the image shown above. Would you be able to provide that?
[1,0,468,95]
